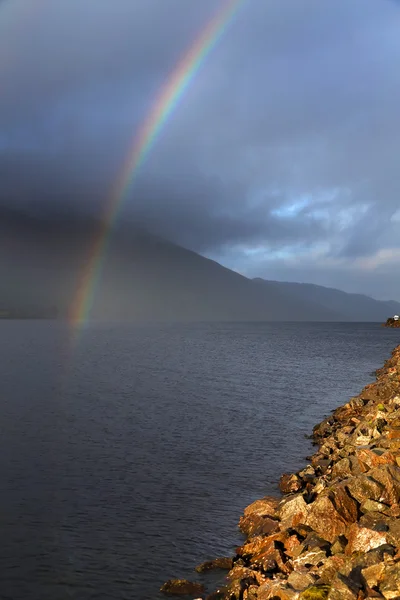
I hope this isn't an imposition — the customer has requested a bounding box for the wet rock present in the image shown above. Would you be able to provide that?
[195,557,233,572]
[160,579,205,596]
[280,473,304,494]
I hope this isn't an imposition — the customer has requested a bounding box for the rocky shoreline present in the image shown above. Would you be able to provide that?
[383,319,400,328]
[162,343,400,599]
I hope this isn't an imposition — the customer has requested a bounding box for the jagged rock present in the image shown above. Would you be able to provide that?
[368,465,400,506]
[379,563,400,598]
[257,580,299,599]
[358,511,391,532]
[280,473,304,494]
[345,523,388,555]
[345,474,384,504]
[317,554,353,583]
[284,533,302,557]
[279,494,310,529]
[227,565,265,587]
[195,557,233,572]
[239,514,280,537]
[243,585,258,600]
[360,499,390,514]
[362,562,386,588]
[356,448,397,469]
[328,485,359,524]
[293,548,327,568]
[326,572,360,599]
[330,537,347,555]
[160,579,205,596]
[305,495,348,543]
[237,533,280,558]
[243,496,280,518]
[287,570,317,591]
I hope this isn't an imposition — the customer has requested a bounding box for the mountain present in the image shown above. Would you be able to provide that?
[253,279,400,322]
[0,207,339,321]
[0,207,397,321]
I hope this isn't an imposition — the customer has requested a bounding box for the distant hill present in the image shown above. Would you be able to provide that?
[0,207,340,321]
[0,206,396,321]
[253,278,400,322]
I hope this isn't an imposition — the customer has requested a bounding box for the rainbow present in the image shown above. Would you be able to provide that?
[69,0,245,331]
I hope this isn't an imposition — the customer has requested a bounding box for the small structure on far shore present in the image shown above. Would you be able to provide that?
[383,316,400,327]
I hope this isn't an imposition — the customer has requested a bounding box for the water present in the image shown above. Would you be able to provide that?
[0,321,398,600]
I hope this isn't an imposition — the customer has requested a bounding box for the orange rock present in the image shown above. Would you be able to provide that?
[243,496,280,518]
[279,494,310,529]
[306,495,348,543]
[345,523,388,555]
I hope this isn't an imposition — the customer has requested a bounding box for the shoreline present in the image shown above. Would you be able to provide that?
[163,342,400,599]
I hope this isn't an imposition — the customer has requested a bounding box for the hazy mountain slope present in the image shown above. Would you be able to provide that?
[0,207,340,321]
[253,278,400,322]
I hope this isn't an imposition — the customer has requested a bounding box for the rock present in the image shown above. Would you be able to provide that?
[257,580,299,599]
[356,448,397,469]
[305,495,348,543]
[195,557,233,572]
[279,494,310,529]
[287,570,316,591]
[317,554,353,584]
[379,563,400,598]
[243,585,258,600]
[345,474,384,504]
[360,499,390,514]
[326,572,360,599]
[345,523,388,555]
[367,465,400,506]
[292,548,327,569]
[361,562,386,588]
[239,514,280,537]
[160,579,205,596]
[243,496,280,518]
[280,473,304,494]
[328,485,359,524]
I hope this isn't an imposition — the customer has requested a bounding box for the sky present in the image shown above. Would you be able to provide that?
[1,0,400,300]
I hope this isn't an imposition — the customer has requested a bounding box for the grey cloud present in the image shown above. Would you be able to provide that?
[1,0,400,298]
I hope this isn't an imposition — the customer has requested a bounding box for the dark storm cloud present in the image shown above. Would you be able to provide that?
[1,0,400,298]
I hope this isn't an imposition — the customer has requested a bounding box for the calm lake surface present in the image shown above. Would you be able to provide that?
[0,321,398,600]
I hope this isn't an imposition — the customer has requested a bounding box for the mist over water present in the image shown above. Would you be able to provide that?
[0,321,398,599]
